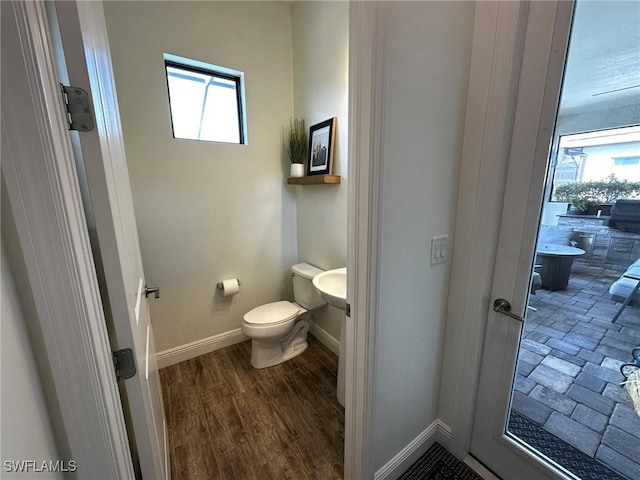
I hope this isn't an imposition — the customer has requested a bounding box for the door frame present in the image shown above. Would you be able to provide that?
[1,1,135,477]
[345,2,386,478]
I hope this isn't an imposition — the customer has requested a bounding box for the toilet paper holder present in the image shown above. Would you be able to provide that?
[216,279,241,290]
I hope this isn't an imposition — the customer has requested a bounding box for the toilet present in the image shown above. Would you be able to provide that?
[242,263,326,368]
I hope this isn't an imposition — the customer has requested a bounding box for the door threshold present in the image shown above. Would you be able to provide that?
[463,454,500,480]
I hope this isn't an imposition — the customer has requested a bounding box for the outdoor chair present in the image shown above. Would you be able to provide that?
[609,258,640,323]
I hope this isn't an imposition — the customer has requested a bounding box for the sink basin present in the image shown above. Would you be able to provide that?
[312,267,347,310]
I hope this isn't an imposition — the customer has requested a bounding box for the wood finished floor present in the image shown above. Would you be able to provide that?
[159,336,345,480]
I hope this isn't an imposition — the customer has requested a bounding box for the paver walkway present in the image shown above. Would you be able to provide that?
[511,261,640,480]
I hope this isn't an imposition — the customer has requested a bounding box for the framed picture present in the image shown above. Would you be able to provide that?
[307,117,337,176]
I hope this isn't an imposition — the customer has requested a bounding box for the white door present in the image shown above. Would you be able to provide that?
[50,2,168,478]
[470,1,575,479]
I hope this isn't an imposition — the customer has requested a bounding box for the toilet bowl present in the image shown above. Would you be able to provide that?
[242,263,325,369]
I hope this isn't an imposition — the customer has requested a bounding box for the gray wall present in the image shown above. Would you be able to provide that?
[1,220,62,479]
[104,1,351,351]
[104,1,297,351]
[291,1,349,341]
[372,1,475,470]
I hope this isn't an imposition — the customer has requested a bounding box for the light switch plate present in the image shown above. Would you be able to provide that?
[431,235,448,265]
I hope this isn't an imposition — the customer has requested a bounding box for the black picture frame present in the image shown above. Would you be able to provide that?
[307,117,337,176]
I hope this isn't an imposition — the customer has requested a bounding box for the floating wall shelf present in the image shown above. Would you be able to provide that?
[286,175,341,185]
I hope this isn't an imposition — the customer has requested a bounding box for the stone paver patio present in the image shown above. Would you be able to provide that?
[511,260,640,479]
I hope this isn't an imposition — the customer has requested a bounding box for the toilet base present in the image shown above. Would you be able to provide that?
[250,339,308,369]
[249,318,310,369]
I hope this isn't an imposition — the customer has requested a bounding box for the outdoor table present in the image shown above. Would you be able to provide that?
[535,244,585,291]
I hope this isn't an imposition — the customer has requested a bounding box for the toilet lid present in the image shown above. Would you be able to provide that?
[243,301,299,326]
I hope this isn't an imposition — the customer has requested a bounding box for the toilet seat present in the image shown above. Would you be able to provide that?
[243,301,300,326]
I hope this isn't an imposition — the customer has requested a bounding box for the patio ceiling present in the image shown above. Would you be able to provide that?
[560,0,640,116]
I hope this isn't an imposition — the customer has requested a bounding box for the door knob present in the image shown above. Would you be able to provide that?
[144,286,160,299]
[493,298,523,322]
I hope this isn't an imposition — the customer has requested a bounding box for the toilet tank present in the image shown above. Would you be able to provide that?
[291,263,326,310]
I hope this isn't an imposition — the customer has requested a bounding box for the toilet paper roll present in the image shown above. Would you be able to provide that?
[221,278,240,297]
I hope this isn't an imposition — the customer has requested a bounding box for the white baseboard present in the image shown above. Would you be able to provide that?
[156,328,247,368]
[309,321,340,356]
[374,419,451,480]
[437,420,451,443]
[157,321,339,369]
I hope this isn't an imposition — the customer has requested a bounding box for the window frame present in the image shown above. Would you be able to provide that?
[548,125,640,202]
[163,53,247,144]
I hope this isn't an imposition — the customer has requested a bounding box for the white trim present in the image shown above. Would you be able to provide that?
[437,421,452,442]
[346,2,388,478]
[309,321,340,356]
[437,1,530,457]
[1,1,134,477]
[374,420,450,480]
[156,329,248,368]
[470,3,574,478]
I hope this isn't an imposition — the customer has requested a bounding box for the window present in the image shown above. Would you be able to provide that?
[164,54,247,144]
[549,125,640,201]
[613,156,640,167]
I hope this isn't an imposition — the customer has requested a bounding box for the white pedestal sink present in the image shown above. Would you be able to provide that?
[312,268,347,406]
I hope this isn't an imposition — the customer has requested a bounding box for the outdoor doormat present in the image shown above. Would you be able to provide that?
[508,410,625,480]
[398,442,483,480]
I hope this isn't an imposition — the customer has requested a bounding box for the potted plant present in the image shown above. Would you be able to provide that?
[554,183,596,214]
[569,197,599,215]
[286,118,307,178]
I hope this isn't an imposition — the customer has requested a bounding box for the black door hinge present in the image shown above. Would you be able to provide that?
[113,348,136,382]
[60,84,94,132]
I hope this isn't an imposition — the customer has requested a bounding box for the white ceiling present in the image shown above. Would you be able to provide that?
[560,0,640,116]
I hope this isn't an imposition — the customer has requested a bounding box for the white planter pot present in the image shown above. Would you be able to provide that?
[290,163,305,178]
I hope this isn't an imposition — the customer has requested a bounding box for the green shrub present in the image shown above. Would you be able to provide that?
[553,174,640,212]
